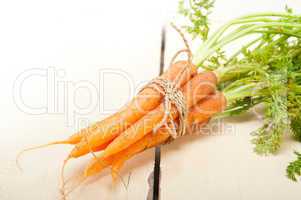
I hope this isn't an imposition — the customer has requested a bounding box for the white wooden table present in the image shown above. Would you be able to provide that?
[0,0,300,199]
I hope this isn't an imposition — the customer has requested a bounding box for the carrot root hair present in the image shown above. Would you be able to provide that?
[59,159,90,199]
[60,156,71,200]
[111,167,131,191]
[63,174,87,199]
[16,140,70,171]
[60,134,101,198]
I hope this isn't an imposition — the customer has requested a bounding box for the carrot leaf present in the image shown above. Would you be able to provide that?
[287,151,301,181]
[178,0,215,40]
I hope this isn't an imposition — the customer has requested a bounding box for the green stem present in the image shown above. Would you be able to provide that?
[192,12,301,67]
[214,63,268,83]
[224,83,260,104]
[238,12,299,19]
[194,22,301,66]
[199,14,298,55]
[226,37,262,65]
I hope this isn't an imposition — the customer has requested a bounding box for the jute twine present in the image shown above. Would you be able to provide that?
[141,23,193,140]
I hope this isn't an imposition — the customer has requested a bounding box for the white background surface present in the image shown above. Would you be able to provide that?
[0,0,301,199]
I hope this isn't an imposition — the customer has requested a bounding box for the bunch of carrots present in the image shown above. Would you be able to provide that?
[19,60,226,194]
[18,1,301,197]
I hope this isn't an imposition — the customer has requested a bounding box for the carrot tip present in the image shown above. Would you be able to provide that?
[62,175,86,199]
[15,155,23,173]
[16,140,70,172]
[60,157,71,200]
[111,169,118,184]
[110,167,132,191]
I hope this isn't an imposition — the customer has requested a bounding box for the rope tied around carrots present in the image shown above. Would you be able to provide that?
[140,23,193,139]
[143,77,188,139]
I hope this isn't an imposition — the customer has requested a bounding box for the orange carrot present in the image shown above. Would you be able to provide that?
[57,61,197,197]
[84,156,114,177]
[111,92,226,180]
[92,139,114,152]
[99,72,217,159]
[84,127,170,177]
[16,126,107,169]
[110,127,170,181]
[17,61,195,164]
[187,92,226,124]
[84,92,225,178]
[69,61,197,158]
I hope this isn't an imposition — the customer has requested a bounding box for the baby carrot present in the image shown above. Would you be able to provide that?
[17,61,196,161]
[84,127,170,177]
[92,139,114,152]
[84,91,225,178]
[57,62,197,197]
[110,127,170,181]
[69,61,197,158]
[100,72,217,159]
[187,92,226,124]
[111,92,226,180]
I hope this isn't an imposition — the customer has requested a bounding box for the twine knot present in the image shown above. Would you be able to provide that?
[145,77,188,139]
[140,23,193,140]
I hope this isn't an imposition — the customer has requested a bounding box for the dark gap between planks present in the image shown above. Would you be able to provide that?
[152,26,166,200]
